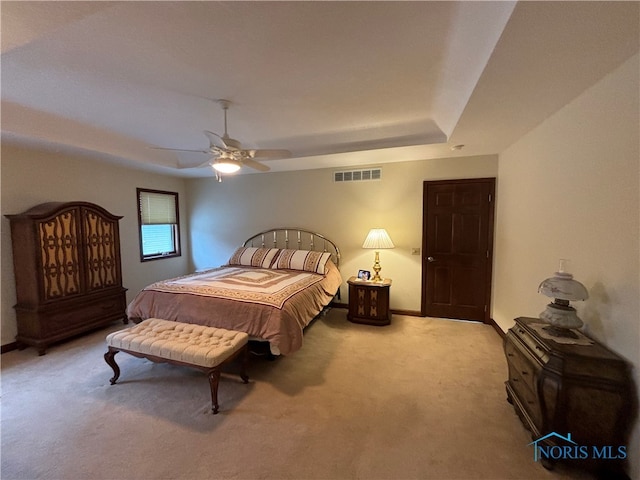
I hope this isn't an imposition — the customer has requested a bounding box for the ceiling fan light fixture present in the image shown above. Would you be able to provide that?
[154,99,287,173]
[212,158,241,173]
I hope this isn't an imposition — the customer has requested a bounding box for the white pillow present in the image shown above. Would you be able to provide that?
[273,249,332,274]
[228,247,280,268]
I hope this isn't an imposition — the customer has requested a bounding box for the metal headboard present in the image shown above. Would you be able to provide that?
[243,228,340,269]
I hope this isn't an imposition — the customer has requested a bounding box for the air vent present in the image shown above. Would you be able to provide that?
[334,167,382,183]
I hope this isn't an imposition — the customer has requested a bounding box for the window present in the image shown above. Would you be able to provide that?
[137,188,181,261]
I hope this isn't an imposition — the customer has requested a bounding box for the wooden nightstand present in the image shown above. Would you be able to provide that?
[347,276,392,326]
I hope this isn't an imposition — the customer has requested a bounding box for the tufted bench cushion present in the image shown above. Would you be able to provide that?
[104,318,249,414]
[106,318,249,368]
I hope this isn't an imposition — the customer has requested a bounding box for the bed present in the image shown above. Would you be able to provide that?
[126,228,342,355]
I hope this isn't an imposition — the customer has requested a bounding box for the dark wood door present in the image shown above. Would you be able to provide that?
[421,178,495,322]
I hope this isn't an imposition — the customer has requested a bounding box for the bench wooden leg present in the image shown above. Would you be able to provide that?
[104,347,121,385]
[208,368,221,414]
[240,345,250,384]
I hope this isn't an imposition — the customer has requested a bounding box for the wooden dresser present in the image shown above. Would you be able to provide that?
[504,317,634,475]
[6,202,127,355]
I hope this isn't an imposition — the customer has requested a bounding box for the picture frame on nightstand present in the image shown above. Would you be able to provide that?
[357,269,371,281]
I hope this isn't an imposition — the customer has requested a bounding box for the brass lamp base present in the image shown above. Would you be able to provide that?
[371,251,382,282]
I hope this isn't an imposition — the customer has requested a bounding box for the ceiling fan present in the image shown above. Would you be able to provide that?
[153,99,292,179]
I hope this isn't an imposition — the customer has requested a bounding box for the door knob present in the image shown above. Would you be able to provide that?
[427,256,435,262]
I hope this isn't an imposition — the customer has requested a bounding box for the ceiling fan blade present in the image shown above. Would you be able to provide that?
[151,146,210,154]
[243,158,271,172]
[250,149,292,160]
[203,130,228,149]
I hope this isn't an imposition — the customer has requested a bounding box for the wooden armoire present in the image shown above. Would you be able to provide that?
[6,202,127,355]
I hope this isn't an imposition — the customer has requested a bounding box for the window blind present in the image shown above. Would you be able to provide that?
[139,191,177,225]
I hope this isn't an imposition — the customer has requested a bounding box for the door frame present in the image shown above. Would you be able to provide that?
[420,178,496,323]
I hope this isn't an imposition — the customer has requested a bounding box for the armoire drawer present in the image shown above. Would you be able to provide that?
[40,292,126,334]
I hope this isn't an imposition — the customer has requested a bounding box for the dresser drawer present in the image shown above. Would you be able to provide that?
[508,366,542,425]
[504,331,544,431]
[41,292,126,335]
[509,376,542,430]
[506,378,543,433]
[505,336,539,394]
[511,323,549,363]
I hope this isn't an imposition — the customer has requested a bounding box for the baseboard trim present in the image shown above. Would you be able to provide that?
[391,309,422,317]
[1,342,18,354]
[330,302,505,326]
[488,318,506,338]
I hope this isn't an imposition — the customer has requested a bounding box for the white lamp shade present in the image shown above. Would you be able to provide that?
[362,228,395,249]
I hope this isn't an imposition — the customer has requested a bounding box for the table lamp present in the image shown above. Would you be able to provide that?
[538,259,589,339]
[362,228,394,282]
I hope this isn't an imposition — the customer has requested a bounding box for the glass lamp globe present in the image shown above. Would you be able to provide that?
[538,260,589,338]
[212,159,241,173]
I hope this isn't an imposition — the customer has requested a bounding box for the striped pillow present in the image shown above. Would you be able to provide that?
[228,247,280,268]
[273,249,332,275]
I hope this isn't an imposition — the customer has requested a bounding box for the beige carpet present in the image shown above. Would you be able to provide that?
[1,309,594,480]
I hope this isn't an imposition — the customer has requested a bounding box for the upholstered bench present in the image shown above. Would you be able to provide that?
[104,318,249,414]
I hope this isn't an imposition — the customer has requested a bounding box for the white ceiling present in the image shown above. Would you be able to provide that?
[1,1,638,178]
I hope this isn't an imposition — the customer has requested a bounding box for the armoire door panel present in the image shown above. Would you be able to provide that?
[83,207,120,291]
[38,207,83,300]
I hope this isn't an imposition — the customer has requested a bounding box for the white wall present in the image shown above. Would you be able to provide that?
[0,146,497,340]
[493,54,640,477]
[187,155,498,312]
[1,146,190,346]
